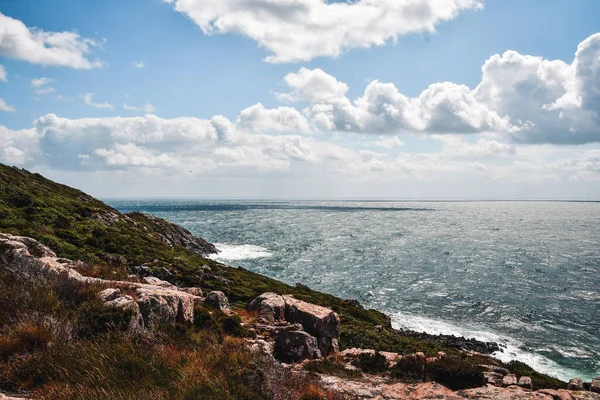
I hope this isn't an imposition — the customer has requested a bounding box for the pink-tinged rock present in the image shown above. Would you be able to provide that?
[249,292,286,323]
[414,351,426,360]
[437,351,446,360]
[519,376,533,390]
[97,288,121,302]
[142,276,176,288]
[503,374,518,386]
[537,389,575,400]
[283,295,340,339]
[275,330,321,362]
[182,287,203,297]
[380,351,401,362]
[568,378,584,391]
[426,357,438,363]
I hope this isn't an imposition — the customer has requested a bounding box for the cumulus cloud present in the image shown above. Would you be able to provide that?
[163,0,482,63]
[0,12,103,69]
[83,93,114,110]
[273,32,600,144]
[0,98,16,113]
[0,65,6,82]
[237,103,314,134]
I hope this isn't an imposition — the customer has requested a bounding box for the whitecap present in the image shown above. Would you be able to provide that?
[391,312,595,382]
[210,243,273,261]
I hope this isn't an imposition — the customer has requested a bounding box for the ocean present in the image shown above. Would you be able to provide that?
[107,200,600,382]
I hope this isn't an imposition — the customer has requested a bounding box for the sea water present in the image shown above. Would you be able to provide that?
[107,200,600,382]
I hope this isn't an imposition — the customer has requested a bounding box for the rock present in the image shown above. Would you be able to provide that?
[437,351,446,360]
[537,389,575,400]
[106,295,144,330]
[97,288,122,302]
[415,351,426,360]
[484,371,505,386]
[275,330,321,363]
[142,276,176,288]
[249,292,286,324]
[136,286,197,326]
[205,291,230,312]
[245,338,275,358]
[503,374,518,387]
[592,378,600,394]
[182,287,203,297]
[126,274,140,282]
[519,376,533,390]
[568,378,584,391]
[283,295,340,340]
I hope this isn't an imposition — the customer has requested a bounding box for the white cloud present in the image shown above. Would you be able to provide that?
[274,32,600,144]
[164,0,482,63]
[0,65,6,82]
[123,103,139,111]
[0,98,16,113]
[237,103,314,134]
[122,101,156,113]
[0,12,103,69]
[84,93,114,110]
[36,87,57,95]
[133,61,145,69]
[31,77,53,87]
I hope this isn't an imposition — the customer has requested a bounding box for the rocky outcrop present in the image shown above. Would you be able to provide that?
[127,212,218,257]
[249,292,340,360]
[0,233,203,330]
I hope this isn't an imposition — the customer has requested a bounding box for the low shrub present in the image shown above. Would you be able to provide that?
[502,360,566,390]
[389,356,485,390]
[352,352,389,374]
[76,301,133,338]
[304,357,361,379]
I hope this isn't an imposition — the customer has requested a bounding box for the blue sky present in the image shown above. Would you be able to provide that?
[1,0,599,199]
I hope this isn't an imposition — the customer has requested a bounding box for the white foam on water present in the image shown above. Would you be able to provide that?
[210,243,273,261]
[391,311,595,382]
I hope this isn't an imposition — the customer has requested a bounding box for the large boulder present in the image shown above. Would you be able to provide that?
[283,295,340,339]
[205,291,230,313]
[249,292,286,324]
[275,330,322,363]
[135,286,197,326]
[502,374,518,387]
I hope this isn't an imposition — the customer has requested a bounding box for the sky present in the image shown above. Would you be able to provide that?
[0,0,599,200]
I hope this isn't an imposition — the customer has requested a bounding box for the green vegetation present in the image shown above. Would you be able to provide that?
[389,357,486,390]
[502,360,566,390]
[352,352,389,374]
[304,358,362,379]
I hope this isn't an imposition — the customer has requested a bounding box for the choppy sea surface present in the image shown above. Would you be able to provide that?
[107,200,600,381]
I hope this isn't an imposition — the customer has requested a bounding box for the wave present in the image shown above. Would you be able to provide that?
[391,311,595,382]
[210,243,273,261]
